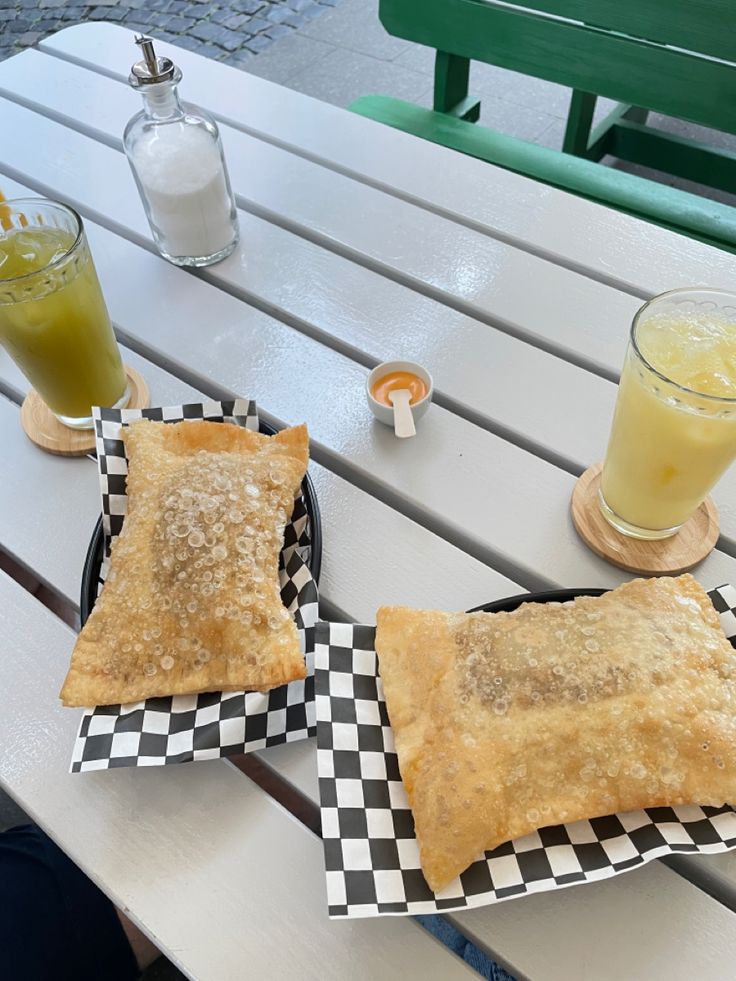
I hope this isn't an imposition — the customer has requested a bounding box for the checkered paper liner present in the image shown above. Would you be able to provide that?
[70,399,318,773]
[315,585,736,918]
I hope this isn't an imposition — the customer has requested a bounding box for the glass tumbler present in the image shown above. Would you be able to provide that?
[0,198,129,429]
[600,288,736,540]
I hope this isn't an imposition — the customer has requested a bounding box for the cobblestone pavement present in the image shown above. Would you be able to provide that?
[0,0,341,68]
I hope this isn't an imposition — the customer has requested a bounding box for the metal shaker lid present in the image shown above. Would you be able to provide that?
[129,35,178,86]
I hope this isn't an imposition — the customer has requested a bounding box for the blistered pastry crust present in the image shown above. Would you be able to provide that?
[376,575,736,892]
[60,420,309,707]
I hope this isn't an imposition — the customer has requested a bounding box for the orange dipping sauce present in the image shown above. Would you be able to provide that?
[371,370,428,407]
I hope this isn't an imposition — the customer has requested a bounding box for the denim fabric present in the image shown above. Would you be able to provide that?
[416,914,516,980]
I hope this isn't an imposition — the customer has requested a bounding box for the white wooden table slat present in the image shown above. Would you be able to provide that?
[0,49,652,379]
[0,117,632,474]
[0,344,202,604]
[38,22,736,301]
[0,569,479,981]
[0,389,107,601]
[5,57,736,546]
[3,114,736,588]
[0,58,628,466]
[456,859,736,981]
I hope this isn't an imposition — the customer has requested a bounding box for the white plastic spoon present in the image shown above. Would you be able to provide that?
[388,388,416,439]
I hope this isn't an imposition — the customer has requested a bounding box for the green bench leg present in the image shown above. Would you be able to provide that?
[563,91,597,155]
[564,91,651,160]
[586,103,650,160]
[604,118,736,192]
[567,97,735,191]
[434,51,481,122]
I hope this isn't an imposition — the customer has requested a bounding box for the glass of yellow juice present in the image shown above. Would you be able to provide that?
[600,288,736,540]
[0,198,128,429]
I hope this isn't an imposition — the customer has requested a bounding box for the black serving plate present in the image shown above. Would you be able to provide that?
[469,587,607,615]
[80,417,322,625]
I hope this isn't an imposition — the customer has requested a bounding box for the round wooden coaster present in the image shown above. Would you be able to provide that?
[20,365,150,457]
[571,463,719,575]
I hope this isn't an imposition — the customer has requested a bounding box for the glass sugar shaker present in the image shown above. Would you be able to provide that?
[123,35,239,267]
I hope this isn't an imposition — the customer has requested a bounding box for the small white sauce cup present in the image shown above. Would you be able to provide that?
[366,360,434,428]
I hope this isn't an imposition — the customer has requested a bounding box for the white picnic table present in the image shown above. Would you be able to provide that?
[1,22,736,980]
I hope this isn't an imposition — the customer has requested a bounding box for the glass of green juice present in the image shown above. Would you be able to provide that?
[0,198,129,429]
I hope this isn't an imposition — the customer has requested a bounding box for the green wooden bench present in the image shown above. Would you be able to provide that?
[350,0,736,252]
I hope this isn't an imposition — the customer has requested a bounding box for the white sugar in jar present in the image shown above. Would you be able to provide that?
[131,125,236,260]
[124,35,239,267]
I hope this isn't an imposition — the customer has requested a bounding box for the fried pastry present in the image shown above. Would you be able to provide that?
[376,575,736,892]
[60,420,309,707]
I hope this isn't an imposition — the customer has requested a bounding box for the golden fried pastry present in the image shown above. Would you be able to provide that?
[60,420,310,707]
[376,575,736,892]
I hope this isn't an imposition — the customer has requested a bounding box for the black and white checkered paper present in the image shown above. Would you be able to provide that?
[315,585,736,918]
[71,399,318,773]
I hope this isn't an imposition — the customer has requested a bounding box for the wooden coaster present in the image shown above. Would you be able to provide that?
[571,463,719,575]
[21,365,150,457]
